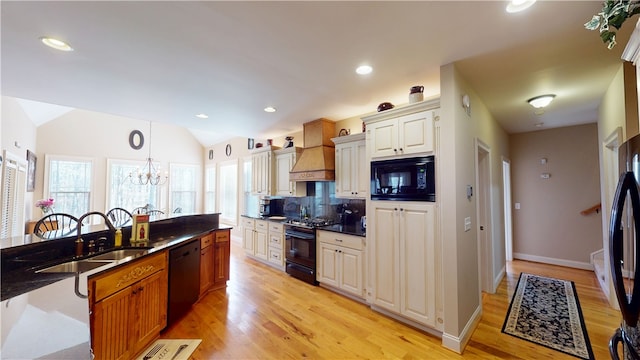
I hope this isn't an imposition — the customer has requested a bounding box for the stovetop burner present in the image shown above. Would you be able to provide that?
[284,217,334,228]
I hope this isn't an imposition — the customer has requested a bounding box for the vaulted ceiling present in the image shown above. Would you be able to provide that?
[1,1,633,146]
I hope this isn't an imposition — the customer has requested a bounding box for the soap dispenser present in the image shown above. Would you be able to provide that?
[115,228,122,247]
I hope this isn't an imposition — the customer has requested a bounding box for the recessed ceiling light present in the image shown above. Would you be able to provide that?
[356,65,373,75]
[264,106,277,113]
[195,113,209,119]
[527,94,556,108]
[506,0,536,13]
[39,36,73,51]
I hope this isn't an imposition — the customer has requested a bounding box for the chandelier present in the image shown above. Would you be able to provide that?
[129,122,168,186]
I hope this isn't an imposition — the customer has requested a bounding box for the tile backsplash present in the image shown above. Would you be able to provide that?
[282,182,365,225]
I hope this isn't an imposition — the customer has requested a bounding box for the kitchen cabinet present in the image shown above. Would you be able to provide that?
[267,221,284,269]
[212,229,231,289]
[252,146,279,195]
[332,133,368,199]
[274,147,306,197]
[242,217,286,270]
[363,100,439,159]
[199,233,214,297]
[368,201,437,329]
[89,251,168,360]
[317,230,365,299]
[241,217,268,262]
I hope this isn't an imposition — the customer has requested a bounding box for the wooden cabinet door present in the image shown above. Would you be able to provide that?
[317,242,339,287]
[92,286,133,360]
[398,203,436,327]
[213,230,230,288]
[132,270,168,355]
[397,111,433,155]
[370,202,400,313]
[199,245,214,296]
[339,246,364,297]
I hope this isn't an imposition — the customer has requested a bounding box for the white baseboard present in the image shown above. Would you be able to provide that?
[493,266,505,293]
[513,253,593,271]
[441,304,482,353]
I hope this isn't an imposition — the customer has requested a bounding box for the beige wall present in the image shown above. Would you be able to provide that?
[1,96,39,221]
[510,124,602,267]
[439,63,509,351]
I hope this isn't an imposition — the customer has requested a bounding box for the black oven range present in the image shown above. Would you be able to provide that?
[284,218,333,285]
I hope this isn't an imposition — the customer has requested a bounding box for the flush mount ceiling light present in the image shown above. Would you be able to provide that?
[527,94,556,109]
[506,0,536,13]
[356,65,373,75]
[264,106,277,113]
[195,113,208,119]
[39,36,73,51]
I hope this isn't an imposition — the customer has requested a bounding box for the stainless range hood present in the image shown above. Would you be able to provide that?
[289,118,336,181]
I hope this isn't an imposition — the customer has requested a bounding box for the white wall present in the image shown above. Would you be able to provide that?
[1,96,38,222]
[34,108,203,220]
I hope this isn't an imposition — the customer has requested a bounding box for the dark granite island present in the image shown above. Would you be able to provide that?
[1,213,227,359]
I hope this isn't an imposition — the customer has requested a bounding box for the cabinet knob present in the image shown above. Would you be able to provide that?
[393,148,397,152]
[399,148,403,152]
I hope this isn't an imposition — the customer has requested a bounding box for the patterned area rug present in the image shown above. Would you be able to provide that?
[135,339,201,360]
[502,273,594,360]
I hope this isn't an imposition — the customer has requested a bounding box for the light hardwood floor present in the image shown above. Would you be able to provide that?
[161,244,622,359]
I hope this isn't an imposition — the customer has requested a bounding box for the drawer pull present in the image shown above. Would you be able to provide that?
[335,239,343,242]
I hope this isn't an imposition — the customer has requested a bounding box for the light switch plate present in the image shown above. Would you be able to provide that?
[464,217,471,232]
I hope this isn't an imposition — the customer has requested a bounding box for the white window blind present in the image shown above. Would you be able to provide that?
[219,160,238,225]
[170,164,198,214]
[243,157,258,216]
[0,151,27,238]
[205,165,216,213]
[107,159,160,212]
[45,156,92,218]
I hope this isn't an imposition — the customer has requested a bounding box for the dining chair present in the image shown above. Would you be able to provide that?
[146,209,164,217]
[33,213,79,239]
[106,207,133,228]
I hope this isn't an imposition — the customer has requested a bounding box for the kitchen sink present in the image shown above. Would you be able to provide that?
[36,259,114,274]
[88,248,150,261]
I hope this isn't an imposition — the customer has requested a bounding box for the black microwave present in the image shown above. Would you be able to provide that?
[371,156,435,202]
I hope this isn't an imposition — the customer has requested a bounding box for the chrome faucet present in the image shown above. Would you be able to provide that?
[76,211,117,257]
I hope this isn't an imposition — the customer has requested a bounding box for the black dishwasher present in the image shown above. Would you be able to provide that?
[167,239,200,327]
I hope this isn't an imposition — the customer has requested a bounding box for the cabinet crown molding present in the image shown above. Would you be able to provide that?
[362,98,440,125]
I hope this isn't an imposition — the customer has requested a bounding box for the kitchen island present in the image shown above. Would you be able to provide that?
[0,213,231,360]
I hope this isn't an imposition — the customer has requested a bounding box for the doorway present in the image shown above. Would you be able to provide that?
[503,159,513,262]
[476,139,494,293]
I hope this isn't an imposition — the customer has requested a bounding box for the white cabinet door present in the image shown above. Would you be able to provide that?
[335,144,355,198]
[370,203,400,313]
[369,119,398,158]
[275,152,294,196]
[355,140,368,198]
[242,227,254,254]
[340,246,364,297]
[397,111,433,156]
[255,230,269,260]
[398,202,436,327]
[252,151,273,195]
[317,242,339,287]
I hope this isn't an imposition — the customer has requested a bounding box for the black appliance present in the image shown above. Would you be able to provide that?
[259,198,283,217]
[167,239,200,327]
[610,133,640,359]
[371,156,435,202]
[284,218,333,285]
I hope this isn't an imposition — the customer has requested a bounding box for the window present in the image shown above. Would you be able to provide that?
[170,164,198,214]
[218,160,238,224]
[243,157,258,216]
[107,159,160,213]
[45,156,93,218]
[205,165,216,213]
[0,151,26,238]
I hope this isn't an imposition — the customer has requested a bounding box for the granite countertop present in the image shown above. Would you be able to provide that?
[1,225,231,302]
[318,224,366,237]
